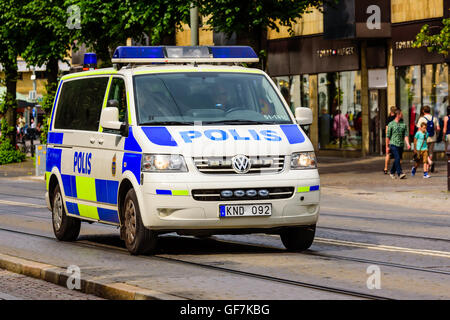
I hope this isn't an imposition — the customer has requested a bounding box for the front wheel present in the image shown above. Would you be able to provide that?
[280,225,316,252]
[123,189,158,255]
[52,185,80,241]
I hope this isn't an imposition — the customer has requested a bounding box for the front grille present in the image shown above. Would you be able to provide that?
[193,156,285,174]
[192,187,295,201]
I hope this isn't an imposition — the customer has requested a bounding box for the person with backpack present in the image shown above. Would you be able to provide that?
[416,105,440,172]
[386,108,411,179]
[412,122,431,178]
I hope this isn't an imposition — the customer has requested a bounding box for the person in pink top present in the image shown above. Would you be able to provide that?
[333,109,350,148]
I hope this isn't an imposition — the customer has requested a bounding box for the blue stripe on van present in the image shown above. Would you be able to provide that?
[280,124,305,144]
[141,127,178,146]
[48,132,64,144]
[97,208,119,224]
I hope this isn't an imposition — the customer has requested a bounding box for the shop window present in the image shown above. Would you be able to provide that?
[273,75,310,112]
[318,71,361,150]
[396,63,448,151]
[422,64,448,151]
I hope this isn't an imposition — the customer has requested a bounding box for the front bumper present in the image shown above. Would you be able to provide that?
[138,170,320,232]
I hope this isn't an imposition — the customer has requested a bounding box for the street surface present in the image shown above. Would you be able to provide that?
[0,157,448,299]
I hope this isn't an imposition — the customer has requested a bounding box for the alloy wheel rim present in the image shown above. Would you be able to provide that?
[53,192,63,231]
[125,199,137,244]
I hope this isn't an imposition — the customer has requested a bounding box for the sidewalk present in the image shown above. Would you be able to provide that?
[0,158,35,178]
[318,156,449,212]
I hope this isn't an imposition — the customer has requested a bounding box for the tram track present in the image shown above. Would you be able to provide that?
[0,226,391,300]
[318,226,450,243]
[1,226,450,299]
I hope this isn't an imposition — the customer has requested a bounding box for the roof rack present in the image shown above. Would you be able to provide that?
[111,46,259,64]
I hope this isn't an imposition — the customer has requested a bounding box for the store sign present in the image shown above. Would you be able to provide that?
[368,69,387,88]
[392,21,444,66]
[317,47,356,58]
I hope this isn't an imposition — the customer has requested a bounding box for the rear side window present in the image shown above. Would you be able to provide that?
[54,77,109,131]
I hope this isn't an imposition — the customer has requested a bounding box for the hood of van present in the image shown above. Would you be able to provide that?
[131,124,314,157]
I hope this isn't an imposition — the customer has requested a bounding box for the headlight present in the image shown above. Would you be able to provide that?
[142,154,188,172]
[291,152,317,170]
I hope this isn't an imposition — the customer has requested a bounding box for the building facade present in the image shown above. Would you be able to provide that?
[176,0,449,158]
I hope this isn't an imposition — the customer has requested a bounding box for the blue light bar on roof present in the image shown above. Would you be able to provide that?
[113,46,165,59]
[210,46,258,59]
[83,53,97,65]
[111,46,259,64]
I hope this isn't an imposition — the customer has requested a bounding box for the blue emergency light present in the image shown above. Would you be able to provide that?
[83,53,97,70]
[111,46,258,64]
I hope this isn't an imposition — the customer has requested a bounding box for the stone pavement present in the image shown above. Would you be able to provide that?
[318,156,449,213]
[0,268,103,300]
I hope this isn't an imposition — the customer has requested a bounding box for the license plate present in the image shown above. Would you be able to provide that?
[219,204,272,217]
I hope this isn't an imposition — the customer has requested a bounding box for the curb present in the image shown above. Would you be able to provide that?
[0,253,184,300]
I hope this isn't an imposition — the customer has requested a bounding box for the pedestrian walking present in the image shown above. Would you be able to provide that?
[333,109,350,148]
[412,122,431,178]
[416,105,440,172]
[386,108,411,179]
[384,106,397,174]
[443,106,450,153]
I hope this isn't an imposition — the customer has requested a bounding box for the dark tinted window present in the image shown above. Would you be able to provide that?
[54,77,109,131]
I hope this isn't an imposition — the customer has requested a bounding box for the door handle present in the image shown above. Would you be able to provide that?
[90,137,96,144]
[98,139,104,145]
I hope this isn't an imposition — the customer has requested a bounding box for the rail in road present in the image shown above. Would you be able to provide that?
[0,185,449,299]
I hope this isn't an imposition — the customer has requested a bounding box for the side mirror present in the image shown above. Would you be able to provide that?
[295,107,313,125]
[100,107,122,131]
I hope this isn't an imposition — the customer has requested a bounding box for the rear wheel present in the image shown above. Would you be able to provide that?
[52,185,80,241]
[280,225,316,252]
[123,188,157,255]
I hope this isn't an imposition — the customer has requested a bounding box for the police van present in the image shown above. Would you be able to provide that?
[45,46,320,255]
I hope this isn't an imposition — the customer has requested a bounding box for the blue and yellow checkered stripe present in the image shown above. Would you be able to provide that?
[297,185,320,193]
[60,174,120,224]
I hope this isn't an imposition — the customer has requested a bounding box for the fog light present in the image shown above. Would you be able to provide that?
[246,190,257,197]
[234,190,245,197]
[221,190,233,198]
[258,189,269,197]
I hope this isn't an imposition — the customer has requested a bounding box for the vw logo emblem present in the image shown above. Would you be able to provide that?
[231,155,251,174]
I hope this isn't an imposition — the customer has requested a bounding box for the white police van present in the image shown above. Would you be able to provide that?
[45,46,320,255]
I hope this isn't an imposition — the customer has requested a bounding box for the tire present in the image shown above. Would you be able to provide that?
[52,184,80,241]
[123,188,157,255]
[280,225,316,252]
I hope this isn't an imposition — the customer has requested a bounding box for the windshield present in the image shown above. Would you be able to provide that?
[133,72,293,125]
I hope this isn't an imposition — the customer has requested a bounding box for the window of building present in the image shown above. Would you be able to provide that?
[318,71,362,150]
[396,63,448,151]
[54,77,109,131]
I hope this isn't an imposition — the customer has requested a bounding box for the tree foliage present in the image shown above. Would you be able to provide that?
[414,18,450,56]
[68,0,191,67]
[196,0,323,36]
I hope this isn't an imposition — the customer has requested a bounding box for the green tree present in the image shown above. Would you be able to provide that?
[195,0,324,68]
[0,0,26,150]
[414,18,450,55]
[69,0,191,67]
[17,0,77,143]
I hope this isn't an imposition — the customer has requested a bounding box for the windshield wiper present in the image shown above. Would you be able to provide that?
[202,119,277,125]
[140,121,194,126]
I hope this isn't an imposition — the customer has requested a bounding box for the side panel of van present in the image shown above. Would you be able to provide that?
[51,76,121,224]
